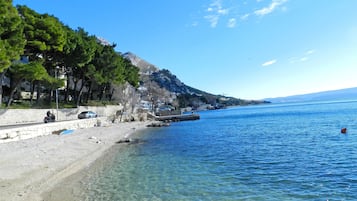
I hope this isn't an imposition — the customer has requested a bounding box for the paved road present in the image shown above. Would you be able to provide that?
[0,122,44,129]
[0,119,82,130]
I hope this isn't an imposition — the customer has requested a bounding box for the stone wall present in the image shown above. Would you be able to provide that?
[0,105,123,126]
[0,117,107,144]
[0,105,151,144]
[0,105,151,143]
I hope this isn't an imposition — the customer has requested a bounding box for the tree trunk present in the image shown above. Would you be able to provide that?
[64,77,70,103]
[76,85,84,107]
[30,81,35,104]
[6,79,22,107]
[0,72,4,107]
[85,81,92,103]
[73,79,79,102]
[6,87,16,107]
[35,81,40,104]
[47,85,53,106]
[109,87,115,101]
[99,85,106,101]
[76,80,87,107]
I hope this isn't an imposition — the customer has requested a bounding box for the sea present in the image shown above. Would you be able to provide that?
[47,100,357,201]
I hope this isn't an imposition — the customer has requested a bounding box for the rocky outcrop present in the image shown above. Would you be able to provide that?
[151,69,192,94]
[123,52,159,75]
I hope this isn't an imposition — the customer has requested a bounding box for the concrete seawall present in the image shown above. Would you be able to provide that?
[0,105,128,144]
[0,105,123,126]
[0,105,152,144]
[0,118,107,144]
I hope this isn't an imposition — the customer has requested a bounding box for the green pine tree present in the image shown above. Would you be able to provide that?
[0,0,26,106]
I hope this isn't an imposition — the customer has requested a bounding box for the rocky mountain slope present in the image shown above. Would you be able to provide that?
[123,52,267,110]
[123,52,159,75]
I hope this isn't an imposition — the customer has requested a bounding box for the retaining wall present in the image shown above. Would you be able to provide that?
[0,106,150,144]
[0,105,123,126]
[0,117,107,144]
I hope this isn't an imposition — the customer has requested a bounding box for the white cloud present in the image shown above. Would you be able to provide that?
[204,0,229,28]
[300,57,308,62]
[254,0,288,16]
[305,49,316,55]
[289,49,316,63]
[227,18,236,28]
[205,15,219,28]
[262,59,277,66]
[218,8,229,15]
[289,56,308,63]
[240,14,250,21]
[199,0,288,28]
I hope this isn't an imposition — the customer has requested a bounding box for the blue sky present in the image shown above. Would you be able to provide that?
[13,0,357,100]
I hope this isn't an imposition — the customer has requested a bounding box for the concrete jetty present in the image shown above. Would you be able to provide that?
[155,113,200,122]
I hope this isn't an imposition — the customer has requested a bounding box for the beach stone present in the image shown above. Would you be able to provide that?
[116,138,131,143]
[116,138,142,144]
[147,122,170,127]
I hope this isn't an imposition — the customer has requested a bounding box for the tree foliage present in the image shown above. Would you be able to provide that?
[17,5,66,60]
[123,58,140,88]
[0,0,25,72]
[6,61,49,106]
[0,0,26,106]
[0,3,140,108]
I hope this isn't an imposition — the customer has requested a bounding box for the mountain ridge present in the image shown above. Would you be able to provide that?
[123,52,267,109]
[266,87,357,103]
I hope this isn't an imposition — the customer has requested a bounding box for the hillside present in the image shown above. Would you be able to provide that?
[123,52,267,110]
[266,87,357,103]
[122,52,159,75]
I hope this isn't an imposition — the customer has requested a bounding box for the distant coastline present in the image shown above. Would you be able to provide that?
[265,87,357,103]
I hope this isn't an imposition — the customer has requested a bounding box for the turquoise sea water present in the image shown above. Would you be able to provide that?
[50,101,357,200]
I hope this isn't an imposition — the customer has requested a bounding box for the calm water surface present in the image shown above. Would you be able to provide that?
[48,101,357,200]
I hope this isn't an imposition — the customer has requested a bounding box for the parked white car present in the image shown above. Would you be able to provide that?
[78,111,97,119]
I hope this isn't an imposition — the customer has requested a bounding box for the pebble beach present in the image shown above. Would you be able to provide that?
[0,121,148,201]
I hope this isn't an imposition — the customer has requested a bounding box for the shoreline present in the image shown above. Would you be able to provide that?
[0,121,149,201]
